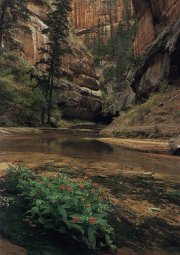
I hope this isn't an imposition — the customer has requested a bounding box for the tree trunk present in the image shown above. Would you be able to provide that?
[47,75,54,126]
[41,108,46,126]
[0,0,8,48]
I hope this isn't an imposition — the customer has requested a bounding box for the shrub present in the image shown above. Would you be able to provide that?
[167,191,180,205]
[5,165,116,250]
[0,52,47,126]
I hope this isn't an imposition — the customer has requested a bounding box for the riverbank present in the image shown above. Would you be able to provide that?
[0,126,101,137]
[101,89,180,139]
[90,137,170,154]
[0,128,42,137]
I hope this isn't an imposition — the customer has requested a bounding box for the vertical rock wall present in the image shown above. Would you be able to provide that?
[133,0,180,55]
[70,0,133,42]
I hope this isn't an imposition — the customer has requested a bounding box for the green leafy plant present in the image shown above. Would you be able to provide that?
[167,191,180,205]
[5,165,116,251]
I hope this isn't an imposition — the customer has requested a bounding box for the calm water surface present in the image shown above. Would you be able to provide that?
[0,134,179,179]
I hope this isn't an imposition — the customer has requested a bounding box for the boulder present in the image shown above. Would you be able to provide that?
[75,74,100,91]
[50,117,58,128]
[56,80,102,120]
[169,136,180,155]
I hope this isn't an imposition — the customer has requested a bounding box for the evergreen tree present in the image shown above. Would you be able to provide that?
[38,0,72,125]
[0,0,30,48]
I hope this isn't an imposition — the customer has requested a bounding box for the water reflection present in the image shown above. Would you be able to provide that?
[0,134,179,177]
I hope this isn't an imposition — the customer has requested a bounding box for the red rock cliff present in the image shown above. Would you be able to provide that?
[133,0,180,55]
[13,1,102,120]
[71,0,133,42]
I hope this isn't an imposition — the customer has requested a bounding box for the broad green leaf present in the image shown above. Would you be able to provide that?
[88,226,96,249]
[31,207,39,214]
[58,206,67,220]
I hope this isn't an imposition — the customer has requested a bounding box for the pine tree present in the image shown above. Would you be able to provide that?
[38,0,72,125]
[0,0,30,48]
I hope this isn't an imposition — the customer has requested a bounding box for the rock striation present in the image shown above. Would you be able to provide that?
[131,0,180,101]
[15,1,102,120]
[56,44,102,120]
[71,0,133,42]
[133,0,180,55]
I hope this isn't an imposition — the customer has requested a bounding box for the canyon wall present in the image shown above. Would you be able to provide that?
[71,0,133,42]
[13,1,102,120]
[133,0,180,55]
[3,0,179,120]
[131,0,180,100]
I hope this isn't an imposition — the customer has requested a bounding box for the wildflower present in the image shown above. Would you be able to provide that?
[59,185,65,190]
[89,218,96,225]
[99,196,104,202]
[73,217,80,223]
[67,186,73,191]
[79,183,84,189]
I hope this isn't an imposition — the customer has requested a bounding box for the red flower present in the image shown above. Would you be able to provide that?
[89,218,96,225]
[99,196,104,202]
[67,186,73,191]
[73,217,80,223]
[79,183,84,189]
[59,185,65,190]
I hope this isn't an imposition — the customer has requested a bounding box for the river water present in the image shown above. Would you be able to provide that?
[0,134,179,180]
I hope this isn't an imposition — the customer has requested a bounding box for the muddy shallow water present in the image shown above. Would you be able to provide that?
[0,134,179,180]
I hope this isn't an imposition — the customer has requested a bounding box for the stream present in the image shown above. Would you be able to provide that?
[0,134,179,179]
[0,133,180,255]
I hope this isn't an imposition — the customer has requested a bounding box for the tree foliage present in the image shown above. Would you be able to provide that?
[0,0,30,48]
[85,0,135,92]
[38,0,72,125]
[0,52,47,126]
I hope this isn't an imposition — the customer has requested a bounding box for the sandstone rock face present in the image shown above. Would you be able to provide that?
[56,80,102,120]
[59,43,102,119]
[133,0,180,55]
[110,87,135,115]
[16,1,102,120]
[71,0,133,42]
[131,19,180,100]
[17,1,49,64]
